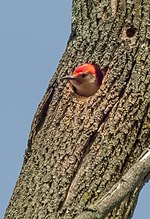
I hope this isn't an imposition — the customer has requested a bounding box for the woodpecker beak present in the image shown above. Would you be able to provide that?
[62,75,77,80]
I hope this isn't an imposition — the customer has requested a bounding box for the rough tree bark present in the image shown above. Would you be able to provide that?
[5,0,150,219]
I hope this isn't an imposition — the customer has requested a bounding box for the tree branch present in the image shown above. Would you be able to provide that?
[75,148,150,219]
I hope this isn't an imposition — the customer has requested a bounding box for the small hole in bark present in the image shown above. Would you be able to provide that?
[126,26,137,38]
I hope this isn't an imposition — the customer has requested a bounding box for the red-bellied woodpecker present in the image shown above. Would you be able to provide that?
[63,63,104,97]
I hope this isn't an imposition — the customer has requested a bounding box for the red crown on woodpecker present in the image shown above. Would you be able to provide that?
[63,63,105,97]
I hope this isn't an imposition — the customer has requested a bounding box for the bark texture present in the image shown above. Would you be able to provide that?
[5,0,150,219]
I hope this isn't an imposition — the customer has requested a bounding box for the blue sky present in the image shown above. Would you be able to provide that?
[0,1,149,218]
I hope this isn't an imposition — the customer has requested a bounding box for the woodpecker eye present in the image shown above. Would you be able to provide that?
[81,73,87,78]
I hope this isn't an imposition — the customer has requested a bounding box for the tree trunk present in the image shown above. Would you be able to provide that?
[5,0,150,219]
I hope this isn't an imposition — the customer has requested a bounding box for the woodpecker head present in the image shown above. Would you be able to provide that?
[63,63,104,97]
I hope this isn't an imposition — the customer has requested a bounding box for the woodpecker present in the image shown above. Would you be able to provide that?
[63,63,104,97]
